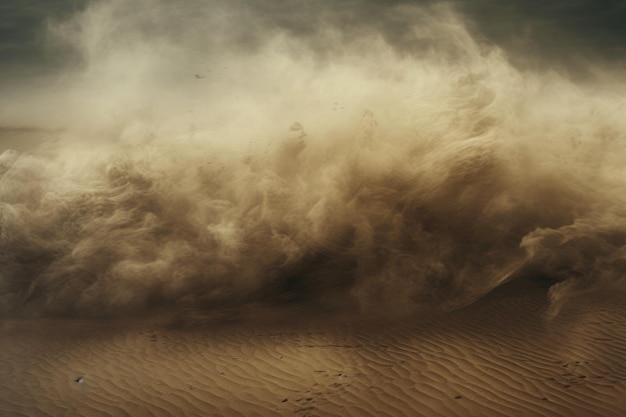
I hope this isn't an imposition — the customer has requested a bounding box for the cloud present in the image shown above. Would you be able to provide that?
[1,0,625,319]
[3,0,626,85]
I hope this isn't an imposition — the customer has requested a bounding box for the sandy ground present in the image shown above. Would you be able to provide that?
[1,280,626,417]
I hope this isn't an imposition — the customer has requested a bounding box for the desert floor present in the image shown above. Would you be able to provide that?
[2,279,625,417]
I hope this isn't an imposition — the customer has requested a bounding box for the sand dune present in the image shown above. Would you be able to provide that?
[1,280,625,417]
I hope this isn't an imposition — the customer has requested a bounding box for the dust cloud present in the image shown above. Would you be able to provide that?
[1,0,625,318]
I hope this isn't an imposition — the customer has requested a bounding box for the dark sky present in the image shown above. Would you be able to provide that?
[1,0,625,83]
[0,0,89,78]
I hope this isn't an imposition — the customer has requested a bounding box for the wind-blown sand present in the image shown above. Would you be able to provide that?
[2,280,625,417]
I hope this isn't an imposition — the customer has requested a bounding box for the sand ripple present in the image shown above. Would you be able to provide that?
[2,282,625,416]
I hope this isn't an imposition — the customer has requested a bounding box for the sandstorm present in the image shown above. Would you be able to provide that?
[1,0,625,318]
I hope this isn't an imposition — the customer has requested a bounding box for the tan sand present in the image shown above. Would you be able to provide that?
[1,281,625,417]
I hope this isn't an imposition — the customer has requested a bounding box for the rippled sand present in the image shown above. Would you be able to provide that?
[2,280,625,417]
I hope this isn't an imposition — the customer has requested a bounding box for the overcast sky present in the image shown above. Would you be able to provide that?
[1,0,624,84]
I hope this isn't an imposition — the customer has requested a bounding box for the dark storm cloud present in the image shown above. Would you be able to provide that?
[1,0,624,82]
[457,0,626,74]
[213,0,626,72]
[0,0,89,80]
[217,0,626,70]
